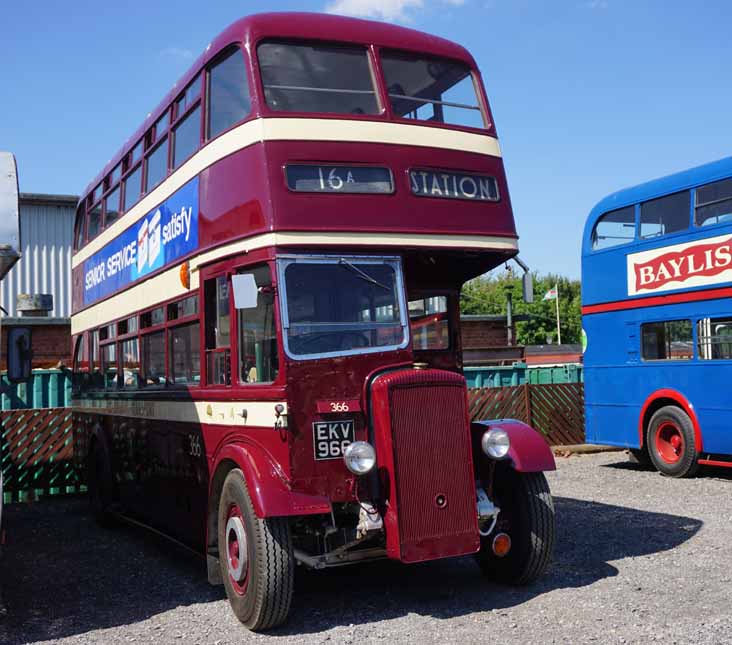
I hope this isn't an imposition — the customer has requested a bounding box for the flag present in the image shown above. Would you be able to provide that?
[542,286,558,301]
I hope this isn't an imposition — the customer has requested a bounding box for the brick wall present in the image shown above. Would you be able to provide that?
[0,318,71,369]
[461,319,513,349]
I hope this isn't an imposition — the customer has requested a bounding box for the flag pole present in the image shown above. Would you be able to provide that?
[555,283,561,344]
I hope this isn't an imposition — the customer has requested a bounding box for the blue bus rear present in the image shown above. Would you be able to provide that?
[581,157,732,476]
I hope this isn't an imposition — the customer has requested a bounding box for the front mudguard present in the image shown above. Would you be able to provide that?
[472,419,556,472]
[210,441,332,518]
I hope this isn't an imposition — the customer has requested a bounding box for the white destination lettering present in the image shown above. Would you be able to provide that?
[410,170,498,201]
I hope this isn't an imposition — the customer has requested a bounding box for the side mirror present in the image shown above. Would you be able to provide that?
[7,326,31,382]
[522,272,534,304]
[231,274,259,309]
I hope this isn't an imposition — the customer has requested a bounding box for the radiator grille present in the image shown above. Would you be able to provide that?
[387,375,477,560]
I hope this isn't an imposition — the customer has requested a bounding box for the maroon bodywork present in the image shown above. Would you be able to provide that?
[472,420,557,473]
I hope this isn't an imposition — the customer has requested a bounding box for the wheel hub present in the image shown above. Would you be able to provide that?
[655,421,684,464]
[226,512,248,584]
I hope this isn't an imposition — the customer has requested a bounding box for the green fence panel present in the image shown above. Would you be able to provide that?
[527,364,583,385]
[464,364,528,388]
[1,369,78,503]
[0,369,73,410]
[464,363,583,388]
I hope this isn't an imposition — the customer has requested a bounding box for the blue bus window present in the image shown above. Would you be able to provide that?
[695,178,732,227]
[591,206,635,250]
[640,191,690,239]
[641,320,693,361]
[698,317,732,360]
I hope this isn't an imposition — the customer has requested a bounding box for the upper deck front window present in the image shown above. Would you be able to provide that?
[381,51,485,129]
[258,42,380,115]
[278,256,408,360]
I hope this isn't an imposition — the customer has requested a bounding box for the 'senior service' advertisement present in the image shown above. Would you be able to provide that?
[83,177,199,306]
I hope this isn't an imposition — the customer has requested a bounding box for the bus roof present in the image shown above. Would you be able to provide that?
[583,156,732,243]
[81,12,477,201]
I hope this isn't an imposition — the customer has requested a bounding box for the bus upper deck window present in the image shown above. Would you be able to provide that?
[381,51,485,129]
[591,206,635,250]
[640,191,690,239]
[207,48,251,139]
[695,178,732,227]
[74,205,86,250]
[88,202,102,240]
[258,42,379,115]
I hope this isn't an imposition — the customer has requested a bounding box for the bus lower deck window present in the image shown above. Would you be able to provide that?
[641,320,693,361]
[697,317,732,360]
[409,296,449,350]
[121,338,141,389]
[102,344,117,388]
[238,266,278,383]
[170,322,201,385]
[141,331,166,386]
[205,276,231,385]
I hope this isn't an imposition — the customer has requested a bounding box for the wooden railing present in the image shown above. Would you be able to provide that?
[468,383,585,445]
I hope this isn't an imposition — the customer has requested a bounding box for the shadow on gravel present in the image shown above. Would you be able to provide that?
[602,457,732,480]
[600,460,656,472]
[0,497,221,645]
[274,496,703,635]
[0,494,703,642]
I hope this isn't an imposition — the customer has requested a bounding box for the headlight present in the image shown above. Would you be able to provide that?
[343,441,376,475]
[481,428,510,459]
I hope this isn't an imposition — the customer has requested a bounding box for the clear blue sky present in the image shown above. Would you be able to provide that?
[2,1,731,279]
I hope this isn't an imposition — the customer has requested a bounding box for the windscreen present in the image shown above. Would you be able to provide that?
[281,258,407,358]
[381,51,485,129]
[258,42,379,115]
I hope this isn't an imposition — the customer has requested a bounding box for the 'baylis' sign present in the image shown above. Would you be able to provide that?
[409,168,499,202]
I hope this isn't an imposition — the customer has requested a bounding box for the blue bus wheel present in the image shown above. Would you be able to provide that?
[646,406,699,478]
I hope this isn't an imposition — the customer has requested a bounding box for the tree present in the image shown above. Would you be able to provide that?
[460,271,582,345]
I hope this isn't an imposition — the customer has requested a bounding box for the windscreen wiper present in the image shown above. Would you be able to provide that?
[338,258,390,291]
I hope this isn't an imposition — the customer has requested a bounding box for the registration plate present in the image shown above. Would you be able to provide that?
[313,419,355,460]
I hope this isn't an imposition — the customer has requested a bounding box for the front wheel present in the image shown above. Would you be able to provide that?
[647,405,699,478]
[218,469,294,631]
[476,468,555,585]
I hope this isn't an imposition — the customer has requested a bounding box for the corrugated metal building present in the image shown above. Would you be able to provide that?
[0,193,77,318]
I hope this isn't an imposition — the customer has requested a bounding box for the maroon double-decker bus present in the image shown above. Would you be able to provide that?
[71,13,556,630]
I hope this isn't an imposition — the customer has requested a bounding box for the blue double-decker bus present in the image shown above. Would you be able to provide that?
[582,157,732,477]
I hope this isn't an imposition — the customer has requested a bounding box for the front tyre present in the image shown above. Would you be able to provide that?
[218,469,293,631]
[647,405,699,478]
[477,468,555,585]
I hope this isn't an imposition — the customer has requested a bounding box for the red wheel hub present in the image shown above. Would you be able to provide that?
[226,504,249,595]
[655,421,684,464]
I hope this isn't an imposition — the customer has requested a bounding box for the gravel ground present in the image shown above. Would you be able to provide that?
[1,452,732,645]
